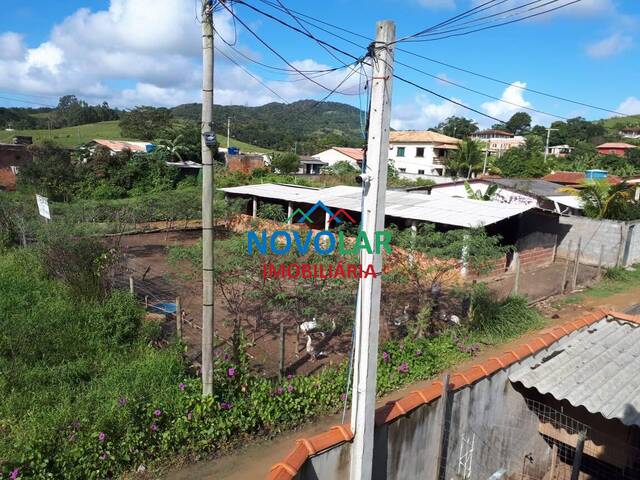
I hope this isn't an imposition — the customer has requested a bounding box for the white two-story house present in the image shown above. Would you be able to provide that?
[388,130,461,176]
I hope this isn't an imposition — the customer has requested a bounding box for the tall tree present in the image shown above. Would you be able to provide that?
[436,116,479,139]
[504,112,531,135]
[119,106,173,140]
[495,135,549,178]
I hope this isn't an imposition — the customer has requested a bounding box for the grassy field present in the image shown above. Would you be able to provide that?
[1,120,270,152]
[598,114,640,130]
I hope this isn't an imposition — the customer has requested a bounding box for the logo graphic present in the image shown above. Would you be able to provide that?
[286,201,356,225]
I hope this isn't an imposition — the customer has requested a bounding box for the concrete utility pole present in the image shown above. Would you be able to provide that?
[349,20,395,480]
[201,0,215,396]
[544,127,558,162]
[482,143,490,175]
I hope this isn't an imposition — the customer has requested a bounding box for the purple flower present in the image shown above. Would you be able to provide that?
[415,350,422,357]
[98,432,106,442]
[398,362,409,374]
[118,396,127,407]
[9,468,19,480]
[187,411,193,421]
[223,353,229,360]
[382,351,389,362]
[153,409,162,417]
[220,401,233,410]
[276,387,284,395]
[286,374,293,380]
[179,383,186,391]
[287,385,295,393]
[227,367,236,378]
[341,393,347,401]
[150,423,159,432]
[100,453,108,461]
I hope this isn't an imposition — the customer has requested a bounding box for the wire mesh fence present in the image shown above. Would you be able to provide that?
[438,396,640,480]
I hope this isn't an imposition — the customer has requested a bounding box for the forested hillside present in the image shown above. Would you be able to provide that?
[172,100,363,154]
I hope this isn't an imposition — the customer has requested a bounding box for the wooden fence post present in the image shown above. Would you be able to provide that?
[144,295,149,310]
[552,234,558,263]
[129,276,134,295]
[570,431,586,480]
[175,296,182,339]
[570,237,582,292]
[561,240,573,293]
[597,244,605,280]
[279,322,285,379]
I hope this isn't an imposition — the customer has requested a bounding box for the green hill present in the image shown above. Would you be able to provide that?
[597,115,640,130]
[0,120,269,152]
[172,100,363,154]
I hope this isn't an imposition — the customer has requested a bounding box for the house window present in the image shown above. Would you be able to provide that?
[416,147,425,158]
[418,169,425,175]
[397,147,405,157]
[399,168,406,173]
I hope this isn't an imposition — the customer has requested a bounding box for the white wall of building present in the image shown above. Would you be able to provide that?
[312,149,358,167]
[389,143,446,175]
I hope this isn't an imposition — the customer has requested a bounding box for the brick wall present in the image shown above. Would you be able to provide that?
[0,144,32,191]
[517,245,555,270]
[226,154,265,173]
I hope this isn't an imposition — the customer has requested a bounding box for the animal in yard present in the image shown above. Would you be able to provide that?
[306,335,325,361]
[298,318,318,335]
[393,305,410,326]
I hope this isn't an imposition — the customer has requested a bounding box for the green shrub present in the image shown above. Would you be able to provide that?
[258,202,287,222]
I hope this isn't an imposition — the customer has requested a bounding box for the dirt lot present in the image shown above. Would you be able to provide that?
[110,229,638,480]
[112,230,604,378]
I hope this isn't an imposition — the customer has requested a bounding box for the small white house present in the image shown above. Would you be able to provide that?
[547,145,572,158]
[620,127,640,139]
[388,130,461,176]
[312,147,364,168]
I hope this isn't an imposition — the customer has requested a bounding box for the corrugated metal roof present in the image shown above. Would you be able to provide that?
[509,317,640,426]
[220,183,536,227]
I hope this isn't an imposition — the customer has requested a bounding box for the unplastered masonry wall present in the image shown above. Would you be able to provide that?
[554,216,629,267]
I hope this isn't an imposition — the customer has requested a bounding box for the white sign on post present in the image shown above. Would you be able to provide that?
[36,194,51,220]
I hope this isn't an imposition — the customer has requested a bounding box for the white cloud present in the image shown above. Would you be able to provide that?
[0,32,25,60]
[616,97,640,116]
[0,0,330,108]
[391,94,467,130]
[481,81,531,122]
[586,33,633,58]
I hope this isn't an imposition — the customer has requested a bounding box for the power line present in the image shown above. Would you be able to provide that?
[393,73,508,125]
[396,49,627,116]
[400,0,584,43]
[0,95,56,108]
[219,1,361,96]
[252,0,625,116]
[394,59,568,120]
[397,0,550,42]
[214,44,290,103]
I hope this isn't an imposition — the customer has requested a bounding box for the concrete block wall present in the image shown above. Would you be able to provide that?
[553,216,626,267]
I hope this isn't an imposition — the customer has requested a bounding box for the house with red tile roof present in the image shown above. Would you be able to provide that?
[596,142,637,157]
[311,147,364,169]
[542,171,622,186]
[267,310,640,480]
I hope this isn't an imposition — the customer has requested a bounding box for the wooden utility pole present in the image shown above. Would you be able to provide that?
[561,240,573,293]
[570,237,582,292]
[570,431,586,480]
[201,0,215,396]
[349,20,395,480]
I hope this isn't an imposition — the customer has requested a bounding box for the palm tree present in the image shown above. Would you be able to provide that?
[156,134,189,162]
[561,179,632,219]
[447,139,483,179]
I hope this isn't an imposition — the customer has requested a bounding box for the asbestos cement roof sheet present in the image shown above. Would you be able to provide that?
[220,183,535,228]
[509,317,640,427]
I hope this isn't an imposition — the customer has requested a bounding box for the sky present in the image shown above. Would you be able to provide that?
[0,0,638,130]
